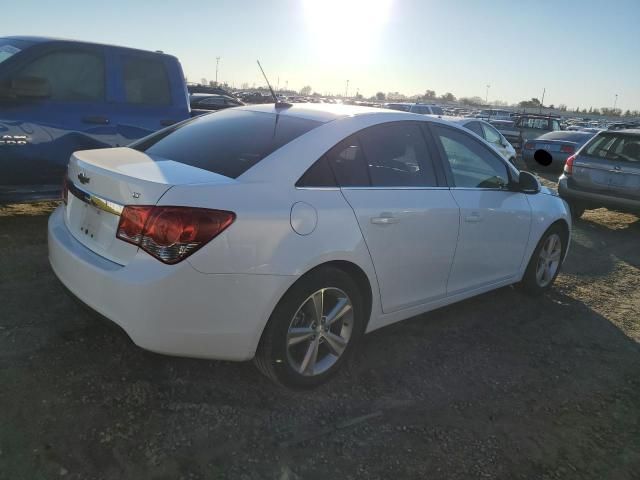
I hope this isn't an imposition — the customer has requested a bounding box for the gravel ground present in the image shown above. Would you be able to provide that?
[0,194,639,480]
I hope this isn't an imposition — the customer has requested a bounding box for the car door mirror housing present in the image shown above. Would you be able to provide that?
[10,76,51,99]
[515,171,540,194]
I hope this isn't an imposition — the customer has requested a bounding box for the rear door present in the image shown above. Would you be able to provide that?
[331,122,460,313]
[430,124,531,294]
[110,51,187,142]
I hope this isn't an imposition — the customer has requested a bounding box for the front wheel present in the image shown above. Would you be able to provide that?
[520,224,567,295]
[254,267,365,388]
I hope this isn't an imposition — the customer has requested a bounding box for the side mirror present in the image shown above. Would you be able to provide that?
[10,76,50,98]
[515,170,540,194]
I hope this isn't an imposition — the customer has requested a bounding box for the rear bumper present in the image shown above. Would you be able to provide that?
[558,176,640,212]
[522,151,568,172]
[48,206,292,360]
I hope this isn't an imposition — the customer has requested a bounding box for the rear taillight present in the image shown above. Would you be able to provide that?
[560,145,575,154]
[116,206,235,264]
[524,142,535,150]
[564,155,576,175]
[62,176,69,204]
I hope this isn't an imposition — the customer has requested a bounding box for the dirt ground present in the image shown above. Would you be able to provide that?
[1,191,639,479]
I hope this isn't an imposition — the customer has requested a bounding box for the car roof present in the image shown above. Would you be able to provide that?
[236,103,408,123]
[1,35,176,59]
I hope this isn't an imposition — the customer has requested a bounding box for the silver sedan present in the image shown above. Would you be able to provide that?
[523,131,595,172]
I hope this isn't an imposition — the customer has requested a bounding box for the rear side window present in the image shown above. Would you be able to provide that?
[135,110,322,178]
[123,56,171,105]
[358,123,437,187]
[17,50,105,101]
[431,106,444,115]
[584,133,640,163]
[465,121,484,137]
[325,136,370,187]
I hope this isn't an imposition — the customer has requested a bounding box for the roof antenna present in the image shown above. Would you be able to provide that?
[257,60,291,109]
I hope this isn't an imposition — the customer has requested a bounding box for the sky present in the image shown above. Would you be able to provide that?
[3,0,639,110]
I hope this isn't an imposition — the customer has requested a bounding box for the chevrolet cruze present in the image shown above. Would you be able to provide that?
[48,104,571,387]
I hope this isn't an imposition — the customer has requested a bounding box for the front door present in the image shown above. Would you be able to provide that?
[431,124,531,294]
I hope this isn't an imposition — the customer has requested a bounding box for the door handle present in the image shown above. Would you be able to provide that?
[82,116,110,125]
[464,212,482,223]
[371,213,399,225]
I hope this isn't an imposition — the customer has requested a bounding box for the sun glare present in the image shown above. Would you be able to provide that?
[302,0,393,66]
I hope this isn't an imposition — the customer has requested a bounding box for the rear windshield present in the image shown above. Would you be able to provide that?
[132,109,322,178]
[584,133,640,162]
[538,131,594,144]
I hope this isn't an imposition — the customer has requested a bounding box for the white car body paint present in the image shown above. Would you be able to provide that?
[48,104,571,361]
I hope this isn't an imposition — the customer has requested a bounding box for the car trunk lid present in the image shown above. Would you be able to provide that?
[64,147,234,265]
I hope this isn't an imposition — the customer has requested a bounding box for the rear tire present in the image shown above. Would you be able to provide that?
[569,202,585,220]
[254,266,365,388]
[520,224,567,295]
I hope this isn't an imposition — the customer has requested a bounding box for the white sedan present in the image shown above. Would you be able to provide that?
[48,104,571,388]
[450,117,518,165]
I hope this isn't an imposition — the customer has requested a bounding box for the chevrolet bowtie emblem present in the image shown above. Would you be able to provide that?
[78,172,90,184]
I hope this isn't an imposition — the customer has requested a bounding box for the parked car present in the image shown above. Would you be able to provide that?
[384,103,444,115]
[490,119,523,151]
[49,104,571,388]
[0,36,191,201]
[522,131,595,172]
[558,129,640,218]
[474,109,513,121]
[189,93,244,111]
[515,115,563,143]
[450,118,517,164]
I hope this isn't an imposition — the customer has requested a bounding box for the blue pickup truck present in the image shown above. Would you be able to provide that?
[0,36,192,200]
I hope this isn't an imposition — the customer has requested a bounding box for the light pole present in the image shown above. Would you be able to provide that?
[485,84,490,104]
[613,94,618,114]
[345,79,349,98]
[540,87,546,114]
[215,57,220,85]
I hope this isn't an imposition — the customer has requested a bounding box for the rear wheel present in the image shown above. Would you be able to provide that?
[568,202,585,220]
[520,224,567,295]
[254,267,364,388]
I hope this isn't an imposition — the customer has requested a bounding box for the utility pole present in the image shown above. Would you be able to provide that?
[540,87,546,114]
[485,84,490,104]
[345,79,350,98]
[277,76,280,92]
[215,57,220,85]
[285,80,288,92]
[613,94,618,114]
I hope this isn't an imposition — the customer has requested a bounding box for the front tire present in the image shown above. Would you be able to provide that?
[520,224,567,295]
[254,266,365,388]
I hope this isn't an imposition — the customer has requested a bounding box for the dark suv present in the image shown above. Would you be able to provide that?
[558,129,640,218]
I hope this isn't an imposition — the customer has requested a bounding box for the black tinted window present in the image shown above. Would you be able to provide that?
[326,136,370,186]
[296,157,336,187]
[465,121,484,136]
[434,125,509,189]
[136,110,322,178]
[18,50,105,101]
[359,123,437,187]
[123,56,171,105]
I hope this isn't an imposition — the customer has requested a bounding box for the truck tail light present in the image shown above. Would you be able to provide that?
[116,206,235,264]
[524,142,535,150]
[564,155,576,175]
[560,145,575,154]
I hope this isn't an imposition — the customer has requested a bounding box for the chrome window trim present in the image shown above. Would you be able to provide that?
[340,186,450,191]
[67,181,124,216]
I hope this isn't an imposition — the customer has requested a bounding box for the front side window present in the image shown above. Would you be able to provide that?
[482,123,503,145]
[17,50,105,101]
[123,56,171,105]
[434,125,509,189]
[358,123,437,187]
[134,109,322,178]
[430,106,444,115]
